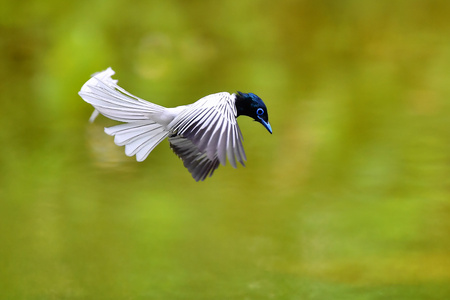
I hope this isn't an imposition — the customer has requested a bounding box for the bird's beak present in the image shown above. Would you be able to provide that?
[258,116,272,134]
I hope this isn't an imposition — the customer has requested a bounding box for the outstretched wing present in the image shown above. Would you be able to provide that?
[169,135,220,181]
[169,92,247,176]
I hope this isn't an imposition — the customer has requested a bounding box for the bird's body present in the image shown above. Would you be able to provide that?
[79,68,271,181]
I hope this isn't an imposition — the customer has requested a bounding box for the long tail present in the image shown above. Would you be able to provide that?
[79,68,170,161]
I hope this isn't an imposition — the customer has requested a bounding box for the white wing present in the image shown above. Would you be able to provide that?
[169,93,246,171]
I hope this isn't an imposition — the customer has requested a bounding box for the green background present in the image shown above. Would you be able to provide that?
[1,0,450,299]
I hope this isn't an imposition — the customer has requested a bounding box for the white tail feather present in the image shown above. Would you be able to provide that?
[80,68,171,161]
[105,121,170,161]
[79,67,165,123]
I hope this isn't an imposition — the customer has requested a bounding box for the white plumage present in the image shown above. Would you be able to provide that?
[79,68,246,181]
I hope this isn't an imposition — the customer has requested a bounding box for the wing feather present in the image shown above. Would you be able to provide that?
[227,125,237,168]
[216,126,228,165]
[169,135,220,181]
[169,93,246,171]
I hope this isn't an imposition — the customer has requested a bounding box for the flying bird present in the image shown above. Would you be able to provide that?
[78,68,272,181]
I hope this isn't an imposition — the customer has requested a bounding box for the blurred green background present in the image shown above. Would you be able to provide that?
[1,0,450,299]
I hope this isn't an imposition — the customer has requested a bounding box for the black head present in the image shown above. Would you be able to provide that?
[235,91,272,134]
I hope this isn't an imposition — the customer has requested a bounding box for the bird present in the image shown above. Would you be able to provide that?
[78,67,272,181]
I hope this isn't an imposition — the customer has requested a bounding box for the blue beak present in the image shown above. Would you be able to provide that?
[258,116,272,134]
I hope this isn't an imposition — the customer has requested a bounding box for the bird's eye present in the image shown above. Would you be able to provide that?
[256,108,264,115]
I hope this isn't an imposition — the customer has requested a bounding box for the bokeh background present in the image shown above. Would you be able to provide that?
[1,0,450,299]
